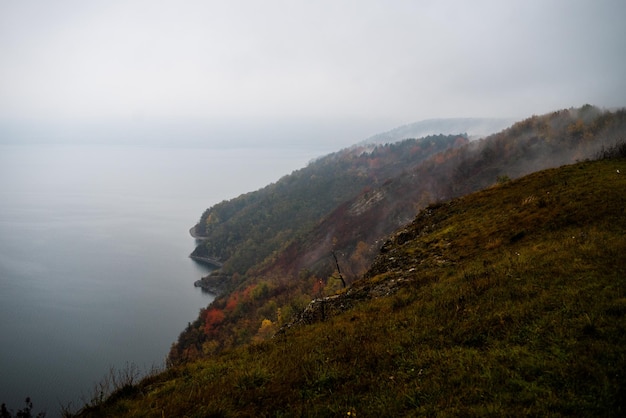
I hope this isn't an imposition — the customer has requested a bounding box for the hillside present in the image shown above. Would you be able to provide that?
[193,107,625,287]
[190,134,467,276]
[78,155,626,417]
[282,104,626,280]
[170,106,626,365]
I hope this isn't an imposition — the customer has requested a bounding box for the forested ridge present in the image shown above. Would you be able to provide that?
[170,105,626,366]
[191,134,467,276]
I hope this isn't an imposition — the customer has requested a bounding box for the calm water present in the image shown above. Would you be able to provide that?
[0,143,320,414]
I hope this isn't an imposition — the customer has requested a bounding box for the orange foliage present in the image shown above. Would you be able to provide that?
[225,291,241,312]
[204,308,225,336]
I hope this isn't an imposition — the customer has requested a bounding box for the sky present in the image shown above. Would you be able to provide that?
[1,0,625,147]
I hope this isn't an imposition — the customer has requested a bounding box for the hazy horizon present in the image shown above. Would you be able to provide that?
[1,1,625,149]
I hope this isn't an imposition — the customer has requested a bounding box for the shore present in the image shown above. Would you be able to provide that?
[193,271,230,295]
[189,225,209,240]
[189,254,223,268]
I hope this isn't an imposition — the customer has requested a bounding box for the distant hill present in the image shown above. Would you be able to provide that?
[78,153,626,417]
[363,117,517,143]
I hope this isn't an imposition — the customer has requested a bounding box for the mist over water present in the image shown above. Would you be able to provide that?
[0,143,320,414]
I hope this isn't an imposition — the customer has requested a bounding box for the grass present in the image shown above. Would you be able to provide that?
[78,159,626,417]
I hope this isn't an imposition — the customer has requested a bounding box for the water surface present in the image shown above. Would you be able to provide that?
[0,143,319,414]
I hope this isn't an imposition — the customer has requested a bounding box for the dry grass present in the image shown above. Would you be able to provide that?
[78,159,626,417]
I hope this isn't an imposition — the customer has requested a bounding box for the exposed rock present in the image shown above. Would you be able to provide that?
[189,255,223,268]
[277,274,412,335]
[193,271,230,295]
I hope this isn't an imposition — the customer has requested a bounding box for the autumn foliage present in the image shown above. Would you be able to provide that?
[203,308,225,337]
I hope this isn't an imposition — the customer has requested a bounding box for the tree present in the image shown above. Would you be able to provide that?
[253,319,277,342]
[331,251,346,288]
[1,398,45,418]
[204,308,225,337]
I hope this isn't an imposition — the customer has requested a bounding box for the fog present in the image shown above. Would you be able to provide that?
[1,2,625,411]
[1,0,625,148]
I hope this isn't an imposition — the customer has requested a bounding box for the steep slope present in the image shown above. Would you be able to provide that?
[254,105,626,282]
[190,134,467,277]
[79,156,626,417]
[171,105,626,365]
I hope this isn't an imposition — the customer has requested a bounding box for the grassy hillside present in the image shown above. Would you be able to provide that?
[79,156,626,417]
[170,106,626,366]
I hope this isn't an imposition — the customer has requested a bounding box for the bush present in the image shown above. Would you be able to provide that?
[596,141,626,160]
[0,398,45,418]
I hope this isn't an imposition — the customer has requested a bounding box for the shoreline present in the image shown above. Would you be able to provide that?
[188,228,223,267]
[189,254,223,268]
[189,225,209,240]
[193,272,229,295]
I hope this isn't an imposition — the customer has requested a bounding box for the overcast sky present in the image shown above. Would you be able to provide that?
[1,0,625,147]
